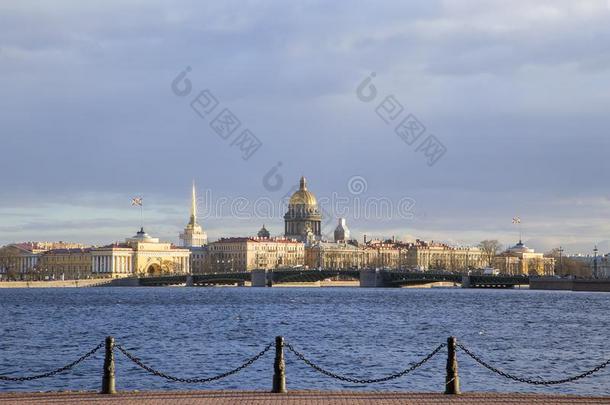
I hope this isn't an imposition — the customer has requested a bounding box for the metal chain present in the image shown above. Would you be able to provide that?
[0,341,105,382]
[115,342,273,383]
[457,343,610,385]
[285,342,446,384]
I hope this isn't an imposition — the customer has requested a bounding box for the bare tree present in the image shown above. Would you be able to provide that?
[478,240,503,267]
[0,247,20,281]
[545,249,591,278]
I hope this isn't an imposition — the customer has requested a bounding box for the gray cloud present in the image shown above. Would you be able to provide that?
[1,0,610,254]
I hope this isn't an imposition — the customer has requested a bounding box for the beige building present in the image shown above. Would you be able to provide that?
[1,230,191,280]
[206,237,304,273]
[190,246,207,274]
[38,248,93,280]
[364,239,405,269]
[302,238,485,272]
[92,228,191,278]
[493,240,555,275]
[305,241,367,269]
[0,242,86,280]
[403,240,485,271]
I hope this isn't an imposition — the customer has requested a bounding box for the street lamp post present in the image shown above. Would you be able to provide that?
[593,246,599,279]
[558,246,564,276]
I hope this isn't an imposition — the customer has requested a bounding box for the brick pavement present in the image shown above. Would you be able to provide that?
[1,391,610,405]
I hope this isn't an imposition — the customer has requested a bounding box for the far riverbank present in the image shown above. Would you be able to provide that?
[0,278,112,288]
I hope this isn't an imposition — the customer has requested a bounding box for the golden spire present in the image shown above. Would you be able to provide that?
[190,180,197,225]
[300,176,307,191]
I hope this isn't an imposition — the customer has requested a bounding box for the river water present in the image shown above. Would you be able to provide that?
[1,287,609,395]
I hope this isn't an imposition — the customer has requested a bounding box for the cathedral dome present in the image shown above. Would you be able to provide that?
[284,176,322,241]
[289,176,318,206]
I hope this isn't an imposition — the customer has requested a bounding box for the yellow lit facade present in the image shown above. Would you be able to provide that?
[0,242,86,280]
[205,237,305,273]
[404,241,485,271]
[38,248,93,280]
[91,228,191,278]
[493,241,555,275]
[305,241,367,269]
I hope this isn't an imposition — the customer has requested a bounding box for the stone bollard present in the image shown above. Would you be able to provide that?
[272,336,287,393]
[445,336,460,395]
[101,336,116,394]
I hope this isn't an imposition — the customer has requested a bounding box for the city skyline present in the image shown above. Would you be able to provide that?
[2,1,610,254]
[0,178,604,257]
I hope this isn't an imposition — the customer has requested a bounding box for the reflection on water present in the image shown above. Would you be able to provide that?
[1,287,609,394]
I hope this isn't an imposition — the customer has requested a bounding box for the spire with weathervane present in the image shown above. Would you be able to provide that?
[180,181,208,247]
[189,180,197,226]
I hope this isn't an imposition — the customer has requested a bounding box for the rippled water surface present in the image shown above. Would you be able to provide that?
[1,287,609,395]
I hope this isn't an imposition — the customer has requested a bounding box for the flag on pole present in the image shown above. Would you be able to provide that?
[512,217,521,224]
[131,197,143,206]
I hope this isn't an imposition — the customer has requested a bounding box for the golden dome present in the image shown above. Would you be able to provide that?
[289,176,317,206]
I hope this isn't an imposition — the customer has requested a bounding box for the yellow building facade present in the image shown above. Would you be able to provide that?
[205,237,304,273]
[0,242,86,280]
[305,241,367,269]
[91,228,191,278]
[404,241,485,271]
[38,248,92,280]
[493,241,555,275]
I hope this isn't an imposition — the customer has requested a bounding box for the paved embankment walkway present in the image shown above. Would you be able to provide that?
[1,391,609,404]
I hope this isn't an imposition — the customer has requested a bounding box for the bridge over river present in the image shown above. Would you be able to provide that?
[135,269,529,288]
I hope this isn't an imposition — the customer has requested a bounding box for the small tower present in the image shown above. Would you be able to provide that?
[334,218,350,242]
[179,181,207,247]
[257,224,270,239]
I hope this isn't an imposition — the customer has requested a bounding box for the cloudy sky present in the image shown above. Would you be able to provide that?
[1,0,610,254]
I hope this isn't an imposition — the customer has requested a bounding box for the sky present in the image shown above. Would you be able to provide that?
[1,0,610,254]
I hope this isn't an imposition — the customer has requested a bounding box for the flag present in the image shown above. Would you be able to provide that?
[131,197,143,206]
[512,217,521,224]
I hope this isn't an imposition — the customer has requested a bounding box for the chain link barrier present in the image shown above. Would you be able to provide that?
[4,338,610,388]
[115,342,273,383]
[285,342,446,384]
[0,341,105,382]
[457,343,610,385]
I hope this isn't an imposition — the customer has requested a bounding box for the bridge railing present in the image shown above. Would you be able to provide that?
[2,335,609,395]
